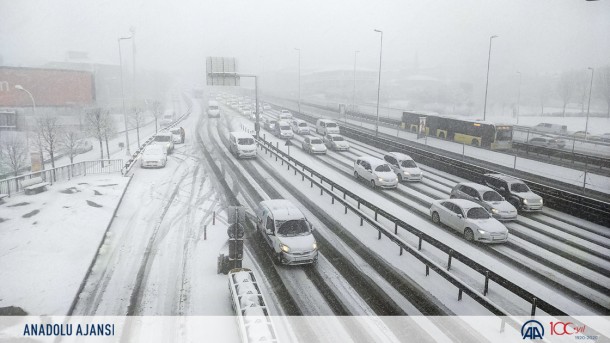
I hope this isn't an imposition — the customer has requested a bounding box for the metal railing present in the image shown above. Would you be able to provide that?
[255,132,567,318]
[0,159,123,197]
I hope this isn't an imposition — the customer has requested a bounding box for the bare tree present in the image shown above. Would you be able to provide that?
[557,71,576,117]
[61,128,85,165]
[85,107,106,166]
[537,81,551,115]
[102,111,116,161]
[0,132,28,176]
[36,115,62,176]
[151,100,162,133]
[130,106,144,147]
[596,65,610,118]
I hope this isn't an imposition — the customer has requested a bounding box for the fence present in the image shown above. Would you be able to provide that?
[0,159,123,197]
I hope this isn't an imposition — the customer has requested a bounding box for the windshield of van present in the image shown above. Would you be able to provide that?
[482,191,503,201]
[332,136,344,141]
[511,183,530,193]
[280,125,290,130]
[467,207,490,219]
[238,138,254,145]
[310,139,322,144]
[326,122,337,128]
[154,135,171,142]
[400,160,417,168]
[276,220,310,237]
[375,164,391,172]
[209,106,218,110]
[299,122,308,127]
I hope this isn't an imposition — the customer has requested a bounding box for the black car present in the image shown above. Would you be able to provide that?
[482,174,543,212]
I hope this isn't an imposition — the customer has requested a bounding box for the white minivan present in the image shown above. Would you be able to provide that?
[353,156,398,189]
[383,152,423,182]
[316,119,340,135]
[256,199,318,265]
[279,110,293,120]
[208,100,220,117]
[229,132,257,159]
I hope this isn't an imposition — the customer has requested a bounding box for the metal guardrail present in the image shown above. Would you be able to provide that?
[255,132,567,318]
[0,159,123,197]
[268,100,610,227]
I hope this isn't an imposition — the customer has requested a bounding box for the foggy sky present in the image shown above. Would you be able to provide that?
[1,0,609,82]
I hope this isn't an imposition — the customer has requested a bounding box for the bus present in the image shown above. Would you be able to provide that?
[401,112,513,150]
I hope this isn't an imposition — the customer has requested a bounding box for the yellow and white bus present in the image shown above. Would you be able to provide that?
[401,112,513,150]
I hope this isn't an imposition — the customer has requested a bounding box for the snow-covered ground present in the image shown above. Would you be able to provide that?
[0,173,130,314]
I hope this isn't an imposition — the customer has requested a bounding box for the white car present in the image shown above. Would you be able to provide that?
[383,152,423,182]
[302,137,327,154]
[170,128,184,144]
[291,119,310,135]
[430,199,509,243]
[450,182,518,221]
[140,144,167,168]
[279,110,293,120]
[353,156,398,189]
[153,132,174,154]
[323,134,350,151]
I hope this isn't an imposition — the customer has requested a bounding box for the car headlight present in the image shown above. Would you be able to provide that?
[539,199,543,204]
[378,178,383,181]
[477,229,487,235]
[491,208,499,214]
[280,243,290,253]
[312,243,317,250]
[403,171,410,175]
[522,199,528,204]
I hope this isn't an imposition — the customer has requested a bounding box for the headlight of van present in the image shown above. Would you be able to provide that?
[522,199,528,204]
[280,243,290,253]
[403,171,410,175]
[312,243,317,250]
[378,178,383,181]
[491,208,498,214]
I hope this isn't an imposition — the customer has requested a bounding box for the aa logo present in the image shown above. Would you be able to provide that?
[521,320,545,340]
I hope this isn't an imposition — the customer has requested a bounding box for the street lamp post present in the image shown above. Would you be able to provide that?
[516,71,522,124]
[351,50,360,123]
[374,29,383,137]
[585,67,594,140]
[14,85,32,151]
[118,35,133,156]
[295,48,301,114]
[483,35,498,121]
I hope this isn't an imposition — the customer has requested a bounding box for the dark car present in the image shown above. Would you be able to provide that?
[483,174,543,212]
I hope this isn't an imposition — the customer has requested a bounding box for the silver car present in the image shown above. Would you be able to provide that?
[450,182,517,220]
[430,199,509,243]
[302,137,327,154]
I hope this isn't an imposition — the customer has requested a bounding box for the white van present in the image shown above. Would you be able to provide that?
[532,123,567,135]
[229,132,257,159]
[208,100,221,118]
[255,199,318,265]
[316,119,340,135]
[383,152,423,182]
[279,110,293,120]
[354,156,398,189]
[160,110,175,126]
[274,120,294,139]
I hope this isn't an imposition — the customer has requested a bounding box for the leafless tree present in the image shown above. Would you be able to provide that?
[596,65,610,118]
[150,100,162,133]
[537,80,551,115]
[0,132,28,176]
[102,111,116,161]
[557,71,576,117]
[85,107,107,166]
[130,106,144,147]
[61,128,85,165]
[36,115,62,175]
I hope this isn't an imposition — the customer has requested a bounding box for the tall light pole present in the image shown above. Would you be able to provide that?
[585,67,594,140]
[295,48,301,114]
[374,29,383,137]
[483,35,498,121]
[130,27,136,108]
[351,50,360,123]
[14,85,33,153]
[118,35,133,156]
[516,71,522,124]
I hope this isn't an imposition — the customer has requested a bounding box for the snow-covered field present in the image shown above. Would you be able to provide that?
[0,173,130,314]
